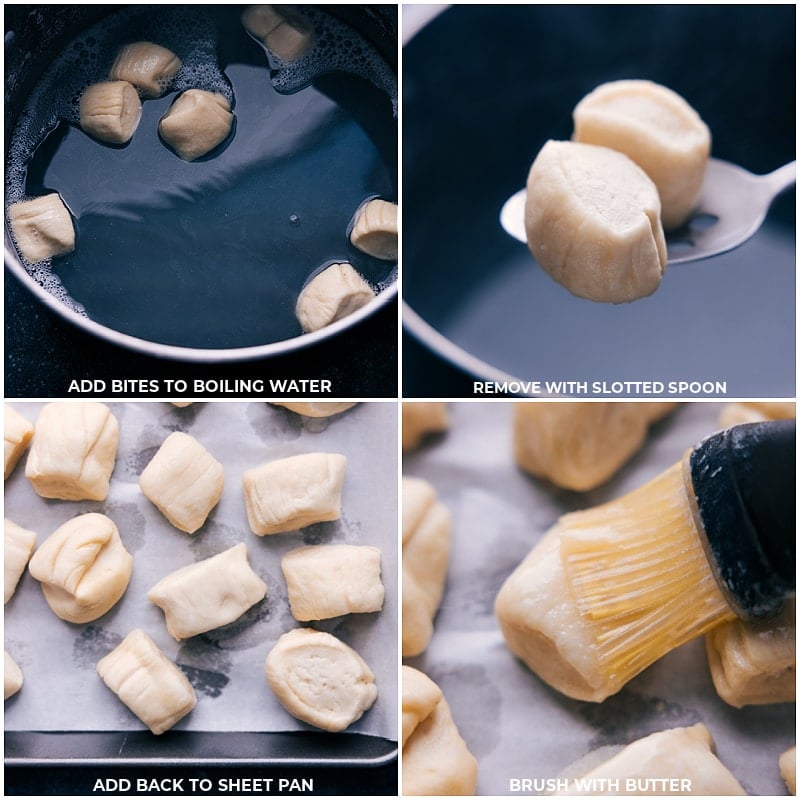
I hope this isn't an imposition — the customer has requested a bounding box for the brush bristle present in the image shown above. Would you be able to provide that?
[559,461,736,686]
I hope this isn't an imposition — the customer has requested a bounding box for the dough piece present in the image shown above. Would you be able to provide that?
[495,526,619,702]
[4,404,34,480]
[573,80,711,229]
[159,90,234,161]
[402,666,478,796]
[148,543,267,640]
[402,477,451,657]
[265,628,377,732]
[242,5,313,59]
[79,80,142,144]
[25,402,119,501]
[8,193,75,263]
[170,402,193,408]
[4,519,37,603]
[718,401,796,428]
[109,42,181,98]
[295,263,374,333]
[241,5,285,39]
[281,544,384,621]
[780,747,796,795]
[705,598,795,707]
[4,651,23,700]
[525,140,667,303]
[402,402,450,451]
[271,402,356,418]
[139,431,224,534]
[28,513,132,624]
[243,452,347,535]
[96,629,196,735]
[556,724,745,795]
[514,402,676,491]
[349,199,398,260]
[401,665,442,748]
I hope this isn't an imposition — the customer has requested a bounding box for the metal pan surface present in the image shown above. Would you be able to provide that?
[402,5,795,398]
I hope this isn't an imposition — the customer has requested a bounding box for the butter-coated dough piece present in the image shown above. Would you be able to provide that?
[402,477,451,657]
[243,452,346,535]
[4,519,37,604]
[4,651,23,700]
[282,544,384,621]
[705,598,795,707]
[79,80,142,144]
[556,724,745,795]
[4,404,34,480]
[265,628,377,732]
[148,543,267,640]
[402,666,478,796]
[109,41,181,98]
[139,431,224,534]
[96,629,196,735]
[28,513,132,624]
[26,402,119,501]
[8,193,75,264]
[514,402,676,491]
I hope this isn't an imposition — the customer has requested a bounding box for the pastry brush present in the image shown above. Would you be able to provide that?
[557,419,795,689]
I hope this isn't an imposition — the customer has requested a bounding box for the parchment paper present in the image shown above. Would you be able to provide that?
[5,401,397,742]
[403,402,794,796]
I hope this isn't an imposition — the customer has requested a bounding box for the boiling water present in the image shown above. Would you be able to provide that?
[6,6,396,349]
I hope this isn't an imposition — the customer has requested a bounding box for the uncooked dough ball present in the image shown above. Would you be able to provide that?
[705,598,795,707]
[159,90,234,161]
[25,402,119,501]
[4,651,23,700]
[109,41,181,98]
[79,80,142,144]
[573,80,711,229]
[495,526,620,702]
[556,724,745,795]
[402,477,451,657]
[525,140,667,303]
[295,263,374,333]
[28,513,133,624]
[96,629,196,735]
[243,452,347,535]
[402,402,450,451]
[147,543,267,640]
[513,402,676,491]
[780,747,796,795]
[265,628,377,732]
[4,518,37,604]
[349,198,398,260]
[270,402,356,418]
[4,404,33,480]
[402,666,478,796]
[281,544,384,621]
[8,193,75,263]
[139,431,224,533]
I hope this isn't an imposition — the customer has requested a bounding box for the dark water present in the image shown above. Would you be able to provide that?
[9,6,396,349]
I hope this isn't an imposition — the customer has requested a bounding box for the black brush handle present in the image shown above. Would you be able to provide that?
[689,419,795,619]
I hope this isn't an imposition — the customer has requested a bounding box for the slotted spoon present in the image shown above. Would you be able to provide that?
[500,157,796,264]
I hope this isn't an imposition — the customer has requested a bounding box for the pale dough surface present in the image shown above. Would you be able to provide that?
[349,198,398,260]
[28,513,132,624]
[282,544,384,621]
[8,193,75,263]
[514,401,676,491]
[557,724,746,795]
[243,452,347,535]
[108,41,181,97]
[4,404,34,480]
[25,402,119,501]
[159,89,233,161]
[295,263,374,333]
[402,402,449,452]
[4,518,37,604]
[265,628,377,732]
[96,628,196,735]
[402,666,478,796]
[780,747,796,795]
[79,80,142,144]
[270,402,356,418]
[148,543,267,640]
[139,431,224,533]
[573,80,711,229]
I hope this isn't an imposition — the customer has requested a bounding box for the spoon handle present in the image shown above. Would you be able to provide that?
[763,160,796,197]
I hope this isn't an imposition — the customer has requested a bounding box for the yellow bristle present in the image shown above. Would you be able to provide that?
[559,461,736,685]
